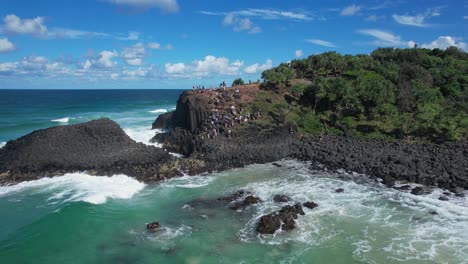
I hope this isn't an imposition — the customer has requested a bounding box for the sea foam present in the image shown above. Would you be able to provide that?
[51,117,71,123]
[0,173,145,205]
[0,142,5,148]
[149,108,168,114]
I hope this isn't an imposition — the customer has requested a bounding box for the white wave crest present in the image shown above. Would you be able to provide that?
[0,173,145,204]
[51,117,71,123]
[123,126,183,157]
[0,141,5,148]
[160,175,216,189]
[124,127,162,147]
[149,109,168,114]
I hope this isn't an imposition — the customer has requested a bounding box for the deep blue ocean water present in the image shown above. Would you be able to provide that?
[0,89,183,144]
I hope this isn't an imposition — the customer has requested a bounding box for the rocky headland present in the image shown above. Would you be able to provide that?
[1,85,467,194]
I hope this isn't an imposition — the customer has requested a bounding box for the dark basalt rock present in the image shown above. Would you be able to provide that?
[147,221,160,230]
[256,203,305,234]
[394,185,412,191]
[272,163,282,167]
[0,118,175,184]
[335,188,344,193]
[217,190,250,203]
[273,194,291,203]
[410,187,425,195]
[303,201,318,209]
[229,195,261,210]
[438,196,449,201]
[152,112,173,130]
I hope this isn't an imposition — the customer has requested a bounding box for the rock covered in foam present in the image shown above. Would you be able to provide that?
[0,118,176,184]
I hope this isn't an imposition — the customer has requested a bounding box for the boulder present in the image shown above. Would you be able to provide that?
[147,222,160,230]
[229,195,261,210]
[335,188,344,193]
[256,203,305,234]
[303,201,318,209]
[410,187,425,195]
[273,194,291,203]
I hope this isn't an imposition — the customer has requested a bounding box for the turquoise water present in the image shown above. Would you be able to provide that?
[0,90,467,264]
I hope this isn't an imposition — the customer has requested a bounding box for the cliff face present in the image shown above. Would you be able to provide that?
[152,88,468,191]
[158,91,212,132]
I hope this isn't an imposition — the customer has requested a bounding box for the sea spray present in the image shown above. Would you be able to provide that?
[51,117,71,123]
[0,173,146,204]
[149,109,168,114]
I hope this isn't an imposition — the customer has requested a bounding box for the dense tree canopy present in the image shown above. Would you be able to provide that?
[261,47,467,141]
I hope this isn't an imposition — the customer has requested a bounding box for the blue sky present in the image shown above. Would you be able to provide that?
[0,0,466,89]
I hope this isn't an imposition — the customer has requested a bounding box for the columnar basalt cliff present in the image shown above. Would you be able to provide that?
[152,86,468,191]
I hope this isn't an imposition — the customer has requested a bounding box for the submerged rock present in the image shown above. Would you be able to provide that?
[229,195,261,210]
[303,201,319,209]
[147,222,160,230]
[217,190,250,203]
[273,194,291,203]
[335,188,344,193]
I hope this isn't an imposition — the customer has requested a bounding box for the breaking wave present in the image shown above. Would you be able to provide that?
[0,173,145,205]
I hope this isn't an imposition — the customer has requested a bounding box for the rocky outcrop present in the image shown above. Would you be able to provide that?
[0,118,178,184]
[256,204,305,234]
[151,89,468,191]
[171,91,212,132]
[293,135,468,190]
[152,112,173,130]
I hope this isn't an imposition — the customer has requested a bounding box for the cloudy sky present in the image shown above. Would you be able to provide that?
[0,0,466,89]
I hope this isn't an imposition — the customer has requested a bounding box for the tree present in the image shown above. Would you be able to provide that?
[232,78,244,86]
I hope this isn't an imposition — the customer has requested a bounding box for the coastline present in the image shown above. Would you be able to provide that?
[1,87,466,197]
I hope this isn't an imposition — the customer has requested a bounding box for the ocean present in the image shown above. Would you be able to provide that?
[0,89,467,264]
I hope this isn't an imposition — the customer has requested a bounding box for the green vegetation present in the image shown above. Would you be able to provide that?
[260,47,468,142]
[232,78,245,86]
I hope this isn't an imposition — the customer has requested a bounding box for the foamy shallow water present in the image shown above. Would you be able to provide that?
[0,160,467,263]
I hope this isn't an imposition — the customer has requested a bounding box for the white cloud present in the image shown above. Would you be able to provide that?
[148,42,174,50]
[201,9,313,21]
[81,50,118,69]
[464,16,468,19]
[105,0,179,13]
[3,14,47,36]
[223,13,261,34]
[295,50,303,58]
[341,5,361,16]
[120,43,146,66]
[0,37,15,53]
[116,31,140,41]
[306,39,336,47]
[365,15,385,21]
[164,55,244,78]
[358,29,413,47]
[0,62,17,75]
[392,7,442,27]
[2,14,112,39]
[392,14,427,27]
[122,65,158,79]
[421,36,467,51]
[148,42,161,49]
[244,59,272,74]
